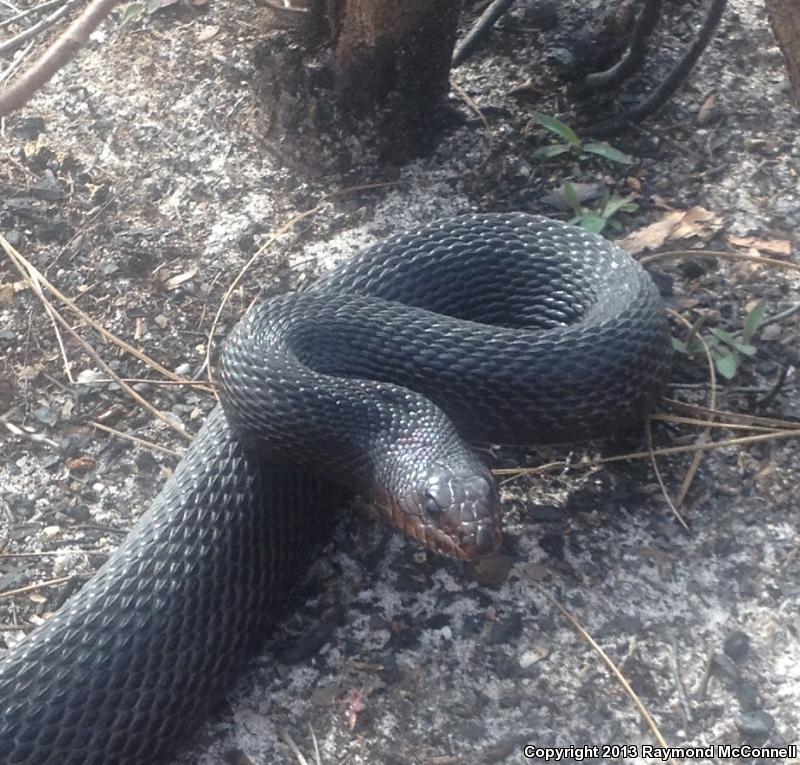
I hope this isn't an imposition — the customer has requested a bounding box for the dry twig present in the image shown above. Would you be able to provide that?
[545,592,677,765]
[0,0,121,117]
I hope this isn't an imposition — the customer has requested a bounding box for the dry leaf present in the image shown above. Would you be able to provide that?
[165,267,198,291]
[727,235,791,258]
[616,212,683,252]
[626,176,642,193]
[616,206,723,254]
[672,206,722,240]
[0,284,14,305]
[66,456,96,473]
[697,93,717,125]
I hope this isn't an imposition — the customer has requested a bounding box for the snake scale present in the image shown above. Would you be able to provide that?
[0,214,671,764]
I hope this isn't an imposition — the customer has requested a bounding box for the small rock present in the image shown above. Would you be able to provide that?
[9,494,36,518]
[735,682,762,711]
[32,406,58,427]
[174,363,192,377]
[724,631,750,662]
[43,525,61,538]
[62,503,92,523]
[711,652,740,682]
[30,171,65,201]
[519,642,550,669]
[546,46,577,74]
[12,115,45,140]
[735,710,774,740]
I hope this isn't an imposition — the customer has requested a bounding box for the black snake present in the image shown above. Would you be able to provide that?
[0,214,671,764]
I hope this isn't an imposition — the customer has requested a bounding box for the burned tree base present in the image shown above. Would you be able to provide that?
[767,0,800,99]
[252,1,461,169]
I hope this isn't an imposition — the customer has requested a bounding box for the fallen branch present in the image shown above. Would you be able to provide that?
[452,0,515,67]
[0,0,120,118]
[0,0,66,31]
[0,0,78,57]
[569,0,662,97]
[585,0,727,137]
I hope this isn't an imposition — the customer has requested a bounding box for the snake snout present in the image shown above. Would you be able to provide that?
[417,464,501,559]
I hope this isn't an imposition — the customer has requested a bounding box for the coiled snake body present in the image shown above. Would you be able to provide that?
[0,214,671,764]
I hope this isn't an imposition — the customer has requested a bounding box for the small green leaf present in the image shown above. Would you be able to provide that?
[532,144,574,159]
[672,337,689,354]
[734,342,758,356]
[530,113,582,148]
[575,213,607,234]
[714,351,737,380]
[687,337,706,354]
[562,182,583,216]
[582,142,635,164]
[743,300,768,343]
[601,195,637,219]
[120,2,145,24]
[710,327,739,348]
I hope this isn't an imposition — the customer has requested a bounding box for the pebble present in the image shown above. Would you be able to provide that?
[33,406,58,427]
[711,652,740,682]
[735,710,774,739]
[724,631,751,662]
[519,641,550,669]
[735,682,762,711]
[43,525,61,538]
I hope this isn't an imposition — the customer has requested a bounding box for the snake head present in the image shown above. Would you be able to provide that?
[394,461,502,560]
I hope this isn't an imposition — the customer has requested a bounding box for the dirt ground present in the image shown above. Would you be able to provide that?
[1,1,799,764]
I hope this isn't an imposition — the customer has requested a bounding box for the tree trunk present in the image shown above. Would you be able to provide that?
[256,0,462,166]
[766,0,800,98]
[329,1,461,118]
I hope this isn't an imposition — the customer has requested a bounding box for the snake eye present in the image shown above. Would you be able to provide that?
[425,494,443,519]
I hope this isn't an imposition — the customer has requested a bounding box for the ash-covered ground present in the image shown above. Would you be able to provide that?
[1,1,798,763]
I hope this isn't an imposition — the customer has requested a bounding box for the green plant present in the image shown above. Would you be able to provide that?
[672,300,768,380]
[530,113,634,165]
[562,182,638,234]
[120,0,177,25]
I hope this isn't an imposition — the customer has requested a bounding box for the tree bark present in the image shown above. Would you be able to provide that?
[766,0,800,97]
[256,0,462,165]
[329,0,460,118]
